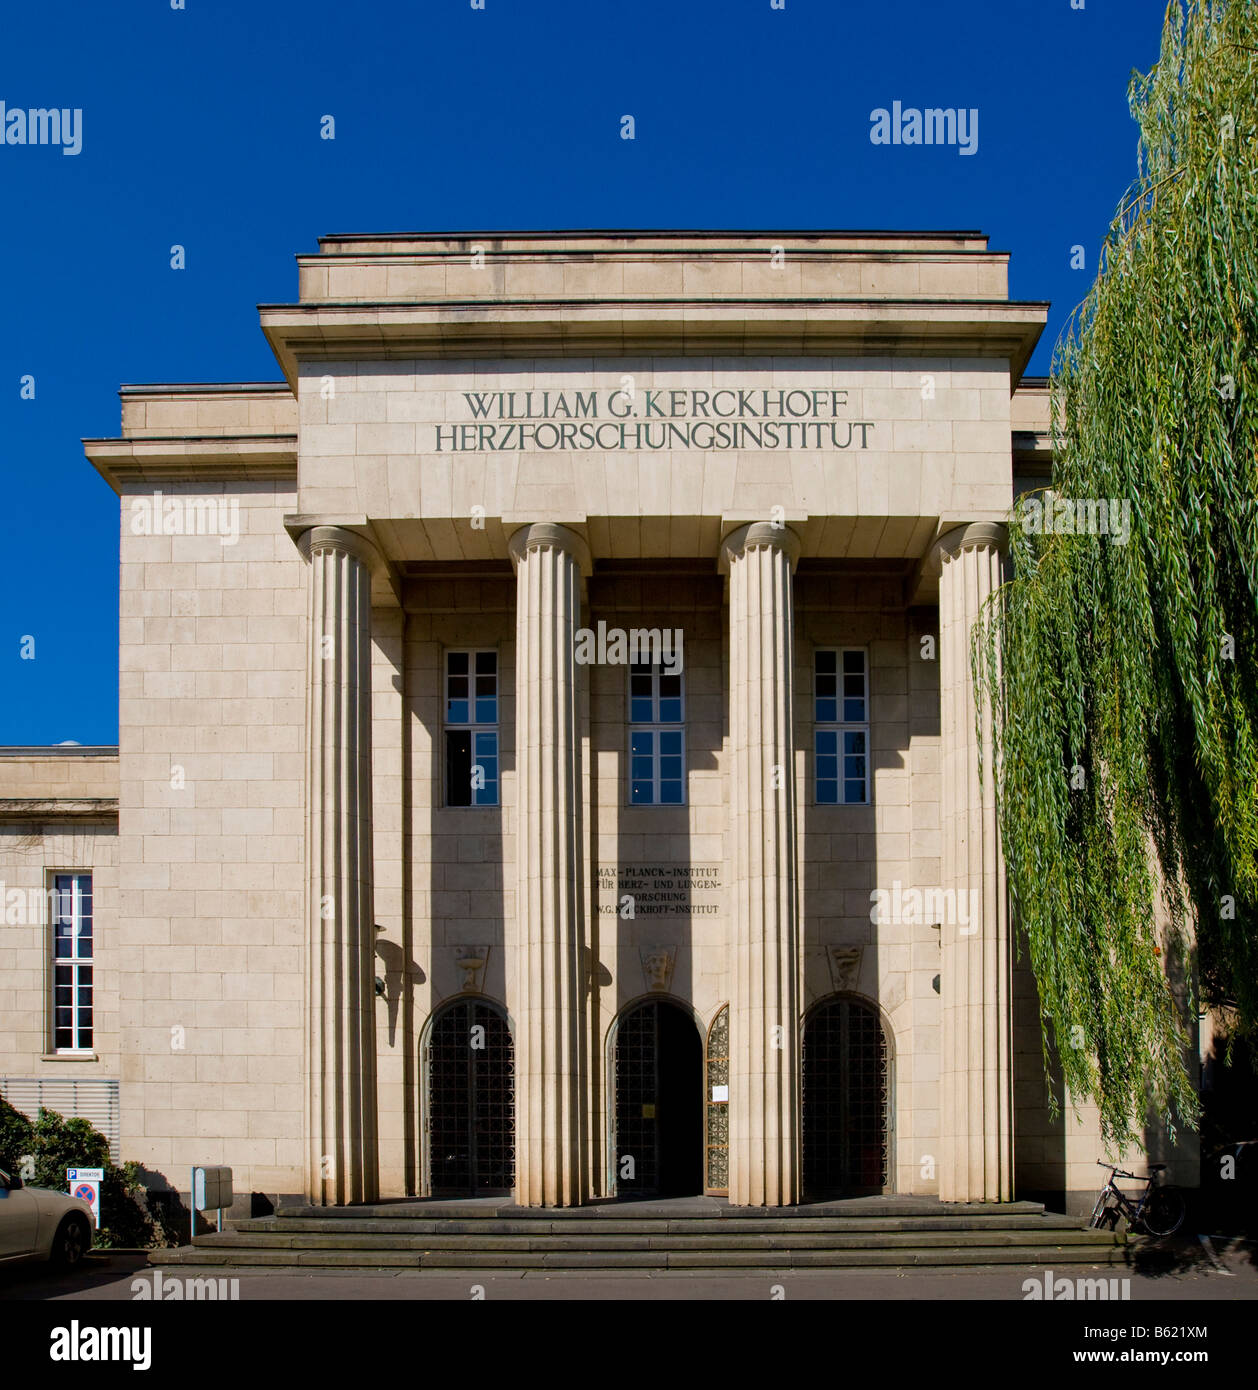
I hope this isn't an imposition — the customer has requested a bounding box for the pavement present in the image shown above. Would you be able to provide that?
[2,1238,1256,1300]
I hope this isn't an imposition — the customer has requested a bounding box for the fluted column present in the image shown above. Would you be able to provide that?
[508,523,591,1207]
[935,521,1013,1203]
[721,522,802,1207]
[299,525,380,1205]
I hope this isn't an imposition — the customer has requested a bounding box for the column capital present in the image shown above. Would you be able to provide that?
[296,524,384,573]
[718,521,802,574]
[932,521,1008,566]
[507,522,592,576]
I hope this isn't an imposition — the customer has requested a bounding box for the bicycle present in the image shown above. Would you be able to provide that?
[1089,1160,1186,1237]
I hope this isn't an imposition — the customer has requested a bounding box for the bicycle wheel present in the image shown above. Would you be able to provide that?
[1139,1187,1186,1237]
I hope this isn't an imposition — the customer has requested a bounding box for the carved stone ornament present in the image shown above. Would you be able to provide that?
[640,947,675,992]
[827,944,863,993]
[456,947,488,994]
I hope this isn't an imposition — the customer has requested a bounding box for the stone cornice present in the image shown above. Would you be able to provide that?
[258,299,1049,390]
[84,435,298,493]
[0,798,119,823]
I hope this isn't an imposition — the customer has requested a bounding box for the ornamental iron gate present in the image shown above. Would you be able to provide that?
[426,999,515,1196]
[802,994,891,1197]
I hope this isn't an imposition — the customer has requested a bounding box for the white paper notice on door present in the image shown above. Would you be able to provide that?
[711,1085,728,1102]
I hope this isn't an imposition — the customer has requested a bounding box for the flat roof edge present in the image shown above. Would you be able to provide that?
[119,382,290,395]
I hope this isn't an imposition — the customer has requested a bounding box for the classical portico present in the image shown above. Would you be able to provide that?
[70,230,1112,1217]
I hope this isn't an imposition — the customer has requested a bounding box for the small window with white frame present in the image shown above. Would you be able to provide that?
[628,662,685,805]
[444,649,499,807]
[814,648,870,805]
[50,872,93,1053]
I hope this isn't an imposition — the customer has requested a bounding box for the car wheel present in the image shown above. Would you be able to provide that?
[50,1213,91,1269]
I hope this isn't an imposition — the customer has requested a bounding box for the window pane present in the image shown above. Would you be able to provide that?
[817,780,838,805]
[631,781,654,805]
[816,651,837,675]
[843,698,866,721]
[474,696,497,723]
[816,697,838,723]
[659,674,681,701]
[817,755,838,780]
[445,729,472,807]
[631,731,653,757]
[659,699,683,723]
[844,731,867,756]
[844,779,866,804]
[474,651,496,676]
[660,731,682,756]
[660,781,683,804]
[843,650,865,674]
[630,698,654,723]
[447,652,469,675]
[661,757,682,781]
[54,880,73,926]
[816,730,837,755]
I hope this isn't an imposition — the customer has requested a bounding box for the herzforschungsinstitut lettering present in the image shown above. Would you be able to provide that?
[0,232,1196,1214]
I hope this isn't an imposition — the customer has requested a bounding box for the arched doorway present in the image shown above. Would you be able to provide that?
[425,997,515,1197]
[613,998,703,1198]
[802,993,893,1198]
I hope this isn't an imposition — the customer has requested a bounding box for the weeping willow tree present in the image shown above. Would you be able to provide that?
[974,0,1258,1151]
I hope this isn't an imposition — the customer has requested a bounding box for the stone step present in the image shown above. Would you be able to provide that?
[190,1227,1118,1253]
[271,1199,1051,1222]
[153,1242,1131,1271]
[234,1213,1084,1237]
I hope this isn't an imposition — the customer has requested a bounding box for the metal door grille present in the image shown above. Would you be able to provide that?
[427,1000,514,1196]
[614,1003,661,1195]
[802,995,890,1196]
[705,1005,729,1195]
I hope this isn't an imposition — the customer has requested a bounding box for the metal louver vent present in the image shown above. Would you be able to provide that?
[0,1077,121,1163]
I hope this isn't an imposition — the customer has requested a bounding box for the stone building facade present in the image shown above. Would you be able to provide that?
[0,232,1197,1216]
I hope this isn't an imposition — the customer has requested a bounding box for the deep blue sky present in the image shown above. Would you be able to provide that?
[1,0,1165,745]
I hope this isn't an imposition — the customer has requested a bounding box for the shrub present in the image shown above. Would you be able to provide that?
[0,1092,182,1248]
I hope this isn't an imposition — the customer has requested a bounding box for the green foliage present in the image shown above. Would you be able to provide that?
[975,0,1258,1151]
[0,1093,182,1249]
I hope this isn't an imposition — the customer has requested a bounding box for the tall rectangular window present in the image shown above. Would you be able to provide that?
[815,648,870,805]
[51,872,93,1052]
[629,662,685,805]
[445,650,499,807]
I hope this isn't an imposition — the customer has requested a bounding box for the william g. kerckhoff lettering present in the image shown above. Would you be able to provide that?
[434,387,876,450]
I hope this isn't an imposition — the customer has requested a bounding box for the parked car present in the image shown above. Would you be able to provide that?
[0,1167,95,1268]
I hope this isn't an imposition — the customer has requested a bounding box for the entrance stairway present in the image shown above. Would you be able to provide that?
[153,1195,1128,1271]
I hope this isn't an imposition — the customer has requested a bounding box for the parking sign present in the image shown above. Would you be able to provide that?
[66,1167,102,1224]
